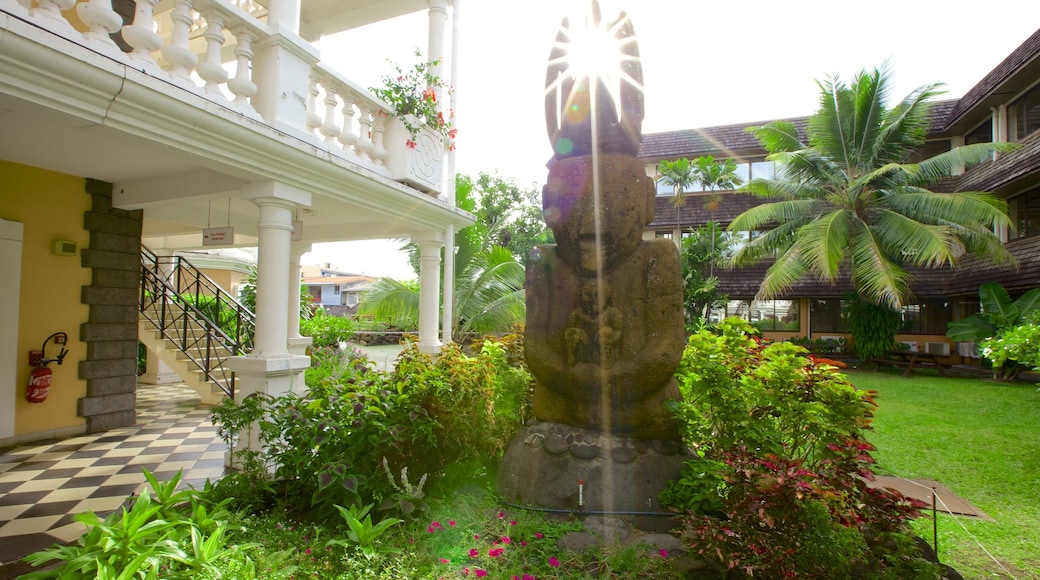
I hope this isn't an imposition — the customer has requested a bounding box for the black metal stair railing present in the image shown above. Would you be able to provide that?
[139,246,255,399]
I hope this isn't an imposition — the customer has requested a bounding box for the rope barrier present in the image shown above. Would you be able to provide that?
[872,465,1019,580]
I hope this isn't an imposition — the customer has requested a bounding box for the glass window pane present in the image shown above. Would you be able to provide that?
[733,163,750,185]
[810,298,846,332]
[751,161,775,181]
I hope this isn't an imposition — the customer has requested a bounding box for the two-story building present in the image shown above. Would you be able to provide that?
[639,27,1040,358]
[1,0,472,446]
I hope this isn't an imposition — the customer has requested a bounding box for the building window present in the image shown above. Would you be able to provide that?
[965,119,993,144]
[333,285,341,294]
[655,231,673,239]
[810,298,848,333]
[899,299,951,334]
[720,299,799,331]
[345,293,358,307]
[1009,83,1040,141]
[1010,187,1040,238]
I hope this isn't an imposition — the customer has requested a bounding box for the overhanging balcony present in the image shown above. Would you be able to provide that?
[0,0,470,250]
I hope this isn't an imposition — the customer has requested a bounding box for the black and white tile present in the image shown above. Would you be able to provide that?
[0,383,227,566]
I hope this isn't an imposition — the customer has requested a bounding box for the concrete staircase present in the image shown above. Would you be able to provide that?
[138,247,254,405]
[138,309,232,406]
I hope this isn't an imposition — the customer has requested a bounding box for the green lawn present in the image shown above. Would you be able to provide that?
[849,369,1040,579]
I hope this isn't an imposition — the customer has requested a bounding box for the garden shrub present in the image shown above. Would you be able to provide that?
[300,311,354,348]
[209,339,531,520]
[667,318,935,578]
[843,296,899,362]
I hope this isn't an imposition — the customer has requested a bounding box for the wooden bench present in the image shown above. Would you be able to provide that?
[869,350,946,377]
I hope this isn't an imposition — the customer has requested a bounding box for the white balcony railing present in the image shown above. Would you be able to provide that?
[1,0,444,194]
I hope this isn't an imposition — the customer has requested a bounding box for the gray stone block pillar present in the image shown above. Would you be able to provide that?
[77,179,144,433]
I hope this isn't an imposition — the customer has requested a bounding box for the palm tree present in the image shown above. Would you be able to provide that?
[657,157,696,240]
[729,65,1016,310]
[358,211,526,343]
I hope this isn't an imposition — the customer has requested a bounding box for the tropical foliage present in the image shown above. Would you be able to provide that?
[677,222,732,331]
[667,319,936,578]
[948,282,1040,378]
[361,173,539,341]
[730,64,1016,310]
[657,155,741,234]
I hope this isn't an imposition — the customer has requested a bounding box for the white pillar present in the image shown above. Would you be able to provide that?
[228,182,311,399]
[266,0,301,35]
[442,225,455,345]
[287,241,313,360]
[414,231,444,354]
[427,0,448,67]
[252,199,294,357]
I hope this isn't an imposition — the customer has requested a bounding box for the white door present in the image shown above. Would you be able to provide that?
[0,218,23,440]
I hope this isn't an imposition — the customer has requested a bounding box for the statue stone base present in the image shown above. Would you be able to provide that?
[496,421,687,532]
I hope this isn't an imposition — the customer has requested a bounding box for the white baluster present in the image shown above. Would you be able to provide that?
[161,0,199,83]
[77,0,124,53]
[318,77,341,146]
[356,106,375,162]
[31,0,79,38]
[305,71,321,136]
[371,113,388,167]
[1,0,30,19]
[337,90,359,157]
[227,28,257,113]
[196,11,228,97]
[122,0,162,67]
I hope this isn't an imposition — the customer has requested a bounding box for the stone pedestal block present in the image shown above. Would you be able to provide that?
[496,422,687,531]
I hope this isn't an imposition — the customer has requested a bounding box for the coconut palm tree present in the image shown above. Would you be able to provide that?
[729,65,1016,310]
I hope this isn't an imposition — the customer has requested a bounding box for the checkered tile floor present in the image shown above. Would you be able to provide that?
[0,383,227,566]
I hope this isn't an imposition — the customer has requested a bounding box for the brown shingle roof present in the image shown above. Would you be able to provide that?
[944,28,1040,132]
[638,118,809,161]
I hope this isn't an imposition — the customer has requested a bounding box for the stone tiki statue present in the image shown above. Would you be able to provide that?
[497,2,687,518]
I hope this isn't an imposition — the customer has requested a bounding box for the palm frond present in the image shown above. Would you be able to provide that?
[871,209,958,268]
[357,277,420,325]
[910,142,1020,184]
[748,121,804,153]
[849,227,913,309]
[728,199,818,232]
[799,209,851,280]
[756,245,808,301]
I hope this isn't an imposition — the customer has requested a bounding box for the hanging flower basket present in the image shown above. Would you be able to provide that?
[384,114,444,194]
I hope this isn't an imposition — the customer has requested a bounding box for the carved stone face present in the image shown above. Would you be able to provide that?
[544,155,653,275]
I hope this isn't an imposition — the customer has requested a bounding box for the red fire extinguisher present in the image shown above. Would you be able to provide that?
[27,366,52,403]
[26,332,68,404]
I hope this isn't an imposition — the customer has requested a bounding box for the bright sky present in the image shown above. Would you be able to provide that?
[306,0,1040,279]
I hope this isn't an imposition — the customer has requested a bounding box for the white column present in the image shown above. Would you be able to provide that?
[441,225,455,345]
[427,0,448,74]
[266,0,300,35]
[287,241,313,363]
[414,231,444,354]
[161,0,199,83]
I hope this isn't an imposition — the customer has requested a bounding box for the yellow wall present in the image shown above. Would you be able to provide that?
[0,160,90,436]
[198,268,245,297]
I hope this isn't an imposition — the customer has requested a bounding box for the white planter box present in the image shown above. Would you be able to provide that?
[383,116,444,195]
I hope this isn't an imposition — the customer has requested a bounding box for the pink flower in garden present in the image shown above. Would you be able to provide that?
[427,526,435,533]
[462,567,470,576]
[432,521,443,529]
[510,520,517,526]
[501,536,512,544]
[304,548,311,555]
[535,533,544,539]
[468,548,480,558]
[549,556,560,567]
[488,548,504,557]
[440,558,450,564]
[475,570,488,577]
[521,540,527,547]
[449,520,457,527]
[497,511,505,519]
[474,534,480,539]
[659,549,669,558]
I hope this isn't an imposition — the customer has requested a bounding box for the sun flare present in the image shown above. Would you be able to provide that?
[543,1,644,159]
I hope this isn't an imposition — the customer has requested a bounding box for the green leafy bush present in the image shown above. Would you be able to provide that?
[668,318,935,577]
[300,311,354,348]
[843,296,899,361]
[22,470,258,579]
[209,340,530,518]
